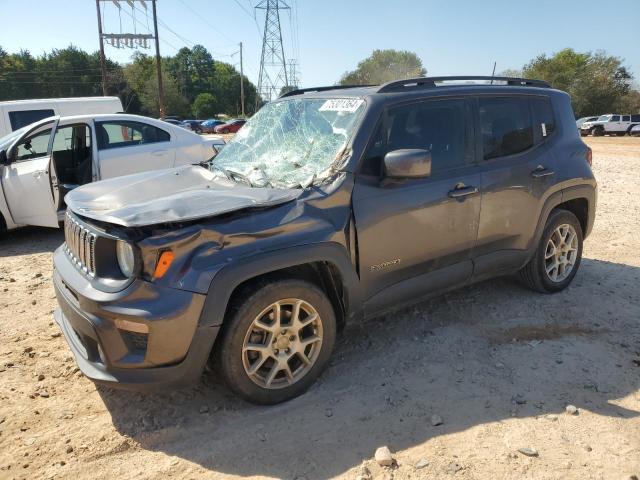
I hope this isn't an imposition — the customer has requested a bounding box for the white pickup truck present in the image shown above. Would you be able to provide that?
[0,114,225,231]
[580,114,640,136]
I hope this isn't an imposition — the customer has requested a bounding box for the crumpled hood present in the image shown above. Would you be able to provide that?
[65,165,301,227]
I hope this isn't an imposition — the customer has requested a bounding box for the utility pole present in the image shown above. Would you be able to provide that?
[256,0,290,108]
[95,0,108,95]
[95,1,159,110]
[239,42,245,117]
[151,0,165,117]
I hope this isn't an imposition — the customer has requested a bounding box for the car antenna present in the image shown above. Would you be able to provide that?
[490,61,497,85]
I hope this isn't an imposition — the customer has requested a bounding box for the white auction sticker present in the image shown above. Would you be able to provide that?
[319,98,364,113]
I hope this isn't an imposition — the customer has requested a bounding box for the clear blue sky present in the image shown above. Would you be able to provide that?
[1,0,639,87]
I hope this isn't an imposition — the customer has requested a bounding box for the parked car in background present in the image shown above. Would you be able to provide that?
[214,119,246,134]
[580,114,640,136]
[630,124,640,137]
[0,114,224,231]
[182,120,203,133]
[52,76,596,404]
[576,116,598,128]
[163,118,192,131]
[0,97,122,138]
[200,119,225,134]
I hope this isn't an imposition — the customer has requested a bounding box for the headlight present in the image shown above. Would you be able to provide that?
[116,240,136,277]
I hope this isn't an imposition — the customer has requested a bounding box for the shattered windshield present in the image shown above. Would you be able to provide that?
[211,97,365,188]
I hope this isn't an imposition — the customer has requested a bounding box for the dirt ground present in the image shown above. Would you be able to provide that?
[1,136,639,480]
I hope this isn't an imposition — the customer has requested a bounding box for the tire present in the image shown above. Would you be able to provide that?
[222,128,230,134]
[216,279,337,404]
[592,127,604,137]
[519,209,583,293]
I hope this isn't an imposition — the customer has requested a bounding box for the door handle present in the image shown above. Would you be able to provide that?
[531,166,555,178]
[448,185,478,198]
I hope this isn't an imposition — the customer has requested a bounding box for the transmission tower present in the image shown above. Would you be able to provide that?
[288,59,299,89]
[255,0,290,107]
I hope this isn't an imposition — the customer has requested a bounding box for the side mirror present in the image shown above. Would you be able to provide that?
[0,149,7,166]
[383,149,432,179]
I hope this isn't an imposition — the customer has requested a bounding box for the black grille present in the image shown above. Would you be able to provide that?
[64,212,97,276]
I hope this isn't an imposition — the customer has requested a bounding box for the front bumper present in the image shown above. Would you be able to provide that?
[53,246,219,391]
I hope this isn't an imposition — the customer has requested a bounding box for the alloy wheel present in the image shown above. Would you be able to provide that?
[242,299,323,389]
[544,223,579,282]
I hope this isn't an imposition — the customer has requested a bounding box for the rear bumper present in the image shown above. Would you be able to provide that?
[53,247,219,391]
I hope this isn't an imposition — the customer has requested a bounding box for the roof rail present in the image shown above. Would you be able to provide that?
[377,76,551,93]
[279,84,373,98]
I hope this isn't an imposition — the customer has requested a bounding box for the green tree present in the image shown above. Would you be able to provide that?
[523,48,632,117]
[616,89,640,113]
[339,49,426,86]
[0,44,258,117]
[192,92,218,118]
[140,72,189,117]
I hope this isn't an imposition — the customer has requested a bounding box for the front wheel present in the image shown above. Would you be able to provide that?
[519,209,583,293]
[592,127,604,137]
[222,128,230,134]
[216,279,336,404]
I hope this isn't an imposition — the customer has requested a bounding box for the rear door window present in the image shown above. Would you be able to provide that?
[9,109,55,131]
[95,121,170,150]
[622,115,630,122]
[479,97,533,160]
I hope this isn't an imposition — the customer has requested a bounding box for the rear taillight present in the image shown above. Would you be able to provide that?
[586,147,593,166]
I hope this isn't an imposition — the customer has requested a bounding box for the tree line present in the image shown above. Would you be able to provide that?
[2,45,638,120]
[340,48,640,118]
[0,44,258,118]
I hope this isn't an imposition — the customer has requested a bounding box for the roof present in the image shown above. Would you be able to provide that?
[0,96,121,106]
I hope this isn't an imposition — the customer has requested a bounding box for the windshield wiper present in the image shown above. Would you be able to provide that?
[211,164,255,187]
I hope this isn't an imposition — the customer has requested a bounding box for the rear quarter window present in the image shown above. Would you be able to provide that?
[531,96,556,138]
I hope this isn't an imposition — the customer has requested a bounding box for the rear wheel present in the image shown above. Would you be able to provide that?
[519,209,583,293]
[216,279,336,404]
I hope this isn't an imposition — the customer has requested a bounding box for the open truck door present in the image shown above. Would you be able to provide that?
[0,117,61,228]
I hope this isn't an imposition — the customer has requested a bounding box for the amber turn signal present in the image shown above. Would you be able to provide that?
[153,251,174,278]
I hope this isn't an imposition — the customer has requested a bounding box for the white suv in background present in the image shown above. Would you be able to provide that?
[0,114,225,231]
[580,114,640,136]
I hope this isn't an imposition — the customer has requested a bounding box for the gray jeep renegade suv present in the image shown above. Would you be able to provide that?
[53,76,596,404]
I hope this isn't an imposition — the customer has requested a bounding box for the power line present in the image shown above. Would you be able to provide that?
[176,0,237,45]
[113,2,181,52]
[232,0,254,19]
